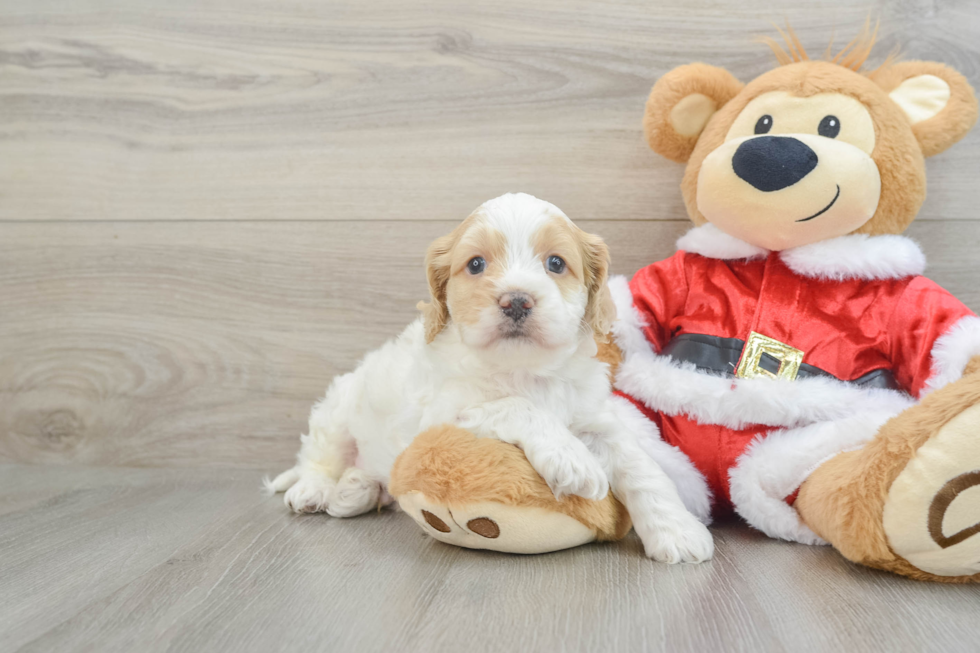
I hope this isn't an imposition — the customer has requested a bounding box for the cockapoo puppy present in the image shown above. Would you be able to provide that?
[268,193,713,563]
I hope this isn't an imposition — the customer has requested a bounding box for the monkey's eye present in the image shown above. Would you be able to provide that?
[467,257,486,275]
[754,114,773,134]
[818,115,840,138]
[547,255,566,274]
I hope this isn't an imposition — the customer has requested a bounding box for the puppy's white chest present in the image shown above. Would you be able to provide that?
[480,373,575,419]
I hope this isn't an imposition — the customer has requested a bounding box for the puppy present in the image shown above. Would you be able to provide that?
[267,193,713,563]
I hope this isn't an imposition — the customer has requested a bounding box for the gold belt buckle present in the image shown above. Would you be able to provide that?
[735,331,804,381]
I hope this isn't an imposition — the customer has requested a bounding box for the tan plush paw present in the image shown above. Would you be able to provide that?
[388,424,631,554]
[397,492,597,554]
[883,402,980,578]
[797,369,980,582]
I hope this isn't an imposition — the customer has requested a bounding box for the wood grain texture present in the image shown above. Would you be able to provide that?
[1,0,979,222]
[2,3,980,649]
[0,219,683,468]
[2,219,978,469]
[0,464,977,653]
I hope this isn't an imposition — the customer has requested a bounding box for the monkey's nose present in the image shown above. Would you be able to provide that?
[732,136,818,192]
[499,292,534,322]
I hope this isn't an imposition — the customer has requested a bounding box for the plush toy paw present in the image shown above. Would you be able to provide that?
[389,424,631,554]
[882,401,980,579]
[637,512,715,564]
[397,492,600,554]
[798,371,980,582]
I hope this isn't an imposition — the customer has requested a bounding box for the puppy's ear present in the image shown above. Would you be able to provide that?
[644,63,744,163]
[580,232,616,342]
[870,61,979,157]
[418,231,456,343]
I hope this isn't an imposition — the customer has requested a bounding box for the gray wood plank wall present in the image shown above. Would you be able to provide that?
[2,0,980,471]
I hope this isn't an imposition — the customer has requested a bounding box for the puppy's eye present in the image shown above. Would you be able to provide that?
[466,256,486,275]
[546,255,566,274]
[818,115,840,138]
[754,114,773,134]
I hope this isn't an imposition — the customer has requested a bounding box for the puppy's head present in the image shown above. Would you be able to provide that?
[419,194,614,359]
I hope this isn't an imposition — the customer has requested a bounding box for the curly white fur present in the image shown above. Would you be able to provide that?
[269,194,712,563]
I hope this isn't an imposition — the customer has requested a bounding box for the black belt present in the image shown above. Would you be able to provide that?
[661,333,900,391]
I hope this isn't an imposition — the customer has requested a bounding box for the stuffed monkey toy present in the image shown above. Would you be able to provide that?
[390,27,980,583]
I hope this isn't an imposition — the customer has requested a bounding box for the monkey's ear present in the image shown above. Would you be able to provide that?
[643,63,744,163]
[871,61,979,157]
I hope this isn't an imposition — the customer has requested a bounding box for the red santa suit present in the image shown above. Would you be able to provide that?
[609,224,980,544]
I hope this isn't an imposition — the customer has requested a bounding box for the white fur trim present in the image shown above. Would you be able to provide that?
[781,234,926,281]
[610,395,713,524]
[729,395,914,545]
[676,225,926,281]
[615,345,912,430]
[676,223,768,261]
[923,316,980,394]
[607,275,653,357]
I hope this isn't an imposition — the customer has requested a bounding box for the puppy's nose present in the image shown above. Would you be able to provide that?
[732,136,818,192]
[499,292,534,322]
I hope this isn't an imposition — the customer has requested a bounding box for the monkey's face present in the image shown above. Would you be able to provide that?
[645,57,976,246]
[696,91,881,251]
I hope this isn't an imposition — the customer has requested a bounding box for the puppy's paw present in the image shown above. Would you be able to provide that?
[283,473,336,514]
[535,446,609,501]
[640,514,714,564]
[326,468,381,518]
[454,406,491,437]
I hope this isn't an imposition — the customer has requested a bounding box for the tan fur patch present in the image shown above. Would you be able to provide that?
[444,218,507,329]
[419,215,473,342]
[580,231,616,341]
[419,213,507,341]
[531,216,587,301]
[595,339,623,379]
[532,217,616,340]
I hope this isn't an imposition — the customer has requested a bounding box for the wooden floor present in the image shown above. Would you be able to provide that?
[2,1,980,651]
[3,464,980,653]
